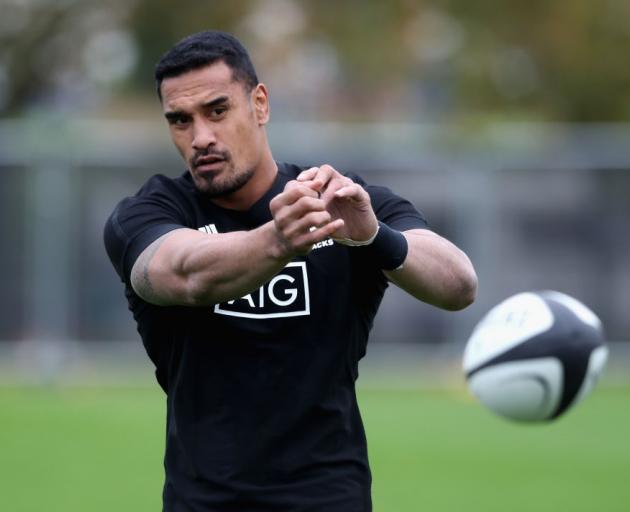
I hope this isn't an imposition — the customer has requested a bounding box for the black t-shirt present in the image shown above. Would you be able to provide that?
[104,162,427,512]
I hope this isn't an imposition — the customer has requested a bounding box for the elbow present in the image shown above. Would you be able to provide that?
[185,285,211,307]
[183,269,239,306]
[181,271,220,306]
[185,279,225,307]
[442,268,478,311]
[177,253,230,306]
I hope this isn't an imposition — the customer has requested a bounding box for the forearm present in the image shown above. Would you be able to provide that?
[294,165,477,310]
[174,222,292,305]
[384,229,477,311]
[133,179,345,307]
[133,223,292,306]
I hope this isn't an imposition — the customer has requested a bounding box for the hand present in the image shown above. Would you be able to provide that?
[297,165,378,244]
[269,180,344,257]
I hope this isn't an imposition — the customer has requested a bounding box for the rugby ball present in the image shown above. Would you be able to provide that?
[463,291,608,422]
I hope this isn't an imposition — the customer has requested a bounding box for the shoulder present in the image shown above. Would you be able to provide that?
[135,172,195,202]
[344,171,429,230]
[109,173,193,222]
[104,172,192,283]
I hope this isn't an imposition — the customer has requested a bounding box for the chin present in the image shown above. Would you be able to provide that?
[195,168,255,198]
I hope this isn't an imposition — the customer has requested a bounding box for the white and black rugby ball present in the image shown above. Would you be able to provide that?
[463,291,608,422]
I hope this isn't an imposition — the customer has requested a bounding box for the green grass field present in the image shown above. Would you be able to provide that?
[1,384,628,511]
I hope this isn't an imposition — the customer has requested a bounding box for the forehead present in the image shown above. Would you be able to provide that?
[160,61,245,111]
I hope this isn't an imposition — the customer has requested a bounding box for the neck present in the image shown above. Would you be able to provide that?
[210,147,277,211]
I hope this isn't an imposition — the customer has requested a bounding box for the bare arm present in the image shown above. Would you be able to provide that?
[131,181,343,306]
[131,224,288,306]
[296,165,477,311]
[384,229,477,311]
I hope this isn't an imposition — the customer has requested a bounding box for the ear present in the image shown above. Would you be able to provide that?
[251,83,270,125]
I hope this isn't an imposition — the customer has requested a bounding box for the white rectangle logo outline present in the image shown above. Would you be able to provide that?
[213,261,310,319]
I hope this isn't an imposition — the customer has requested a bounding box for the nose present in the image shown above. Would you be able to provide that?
[191,119,217,151]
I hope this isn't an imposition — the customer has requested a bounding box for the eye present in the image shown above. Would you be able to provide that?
[167,115,190,127]
[209,106,228,119]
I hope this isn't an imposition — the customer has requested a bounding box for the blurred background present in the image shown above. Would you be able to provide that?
[0,1,629,511]
[1,0,629,378]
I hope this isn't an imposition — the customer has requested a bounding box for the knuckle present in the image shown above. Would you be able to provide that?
[305,211,327,227]
[283,225,299,240]
[269,196,282,211]
[284,180,299,192]
[295,195,320,211]
[291,183,315,197]
[273,209,290,228]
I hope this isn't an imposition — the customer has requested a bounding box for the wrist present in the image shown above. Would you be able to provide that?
[357,222,408,270]
[332,222,379,247]
[261,222,295,262]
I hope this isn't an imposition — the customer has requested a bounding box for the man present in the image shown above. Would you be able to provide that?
[104,30,477,512]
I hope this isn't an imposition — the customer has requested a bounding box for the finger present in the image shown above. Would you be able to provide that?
[283,210,333,239]
[333,183,369,201]
[285,181,324,202]
[312,164,336,191]
[283,180,320,196]
[271,183,320,211]
[272,196,327,228]
[293,219,345,248]
[319,177,348,203]
[296,167,319,181]
[309,218,345,241]
[319,175,358,204]
[293,179,324,196]
[297,164,337,192]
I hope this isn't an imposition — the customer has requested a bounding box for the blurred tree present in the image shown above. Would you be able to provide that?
[0,1,75,114]
[1,0,629,121]
[0,0,137,115]
[128,0,252,95]
[442,0,630,120]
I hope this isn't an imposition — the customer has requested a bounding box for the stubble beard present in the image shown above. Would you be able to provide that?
[191,158,255,199]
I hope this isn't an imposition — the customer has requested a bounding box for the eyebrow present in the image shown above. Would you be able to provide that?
[164,96,230,121]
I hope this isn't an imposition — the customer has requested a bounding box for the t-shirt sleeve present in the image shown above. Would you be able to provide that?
[104,181,188,284]
[346,172,429,231]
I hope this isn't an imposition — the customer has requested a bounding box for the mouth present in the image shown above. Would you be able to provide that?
[193,155,228,174]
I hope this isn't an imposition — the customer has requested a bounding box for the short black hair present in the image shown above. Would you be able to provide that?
[154,30,259,99]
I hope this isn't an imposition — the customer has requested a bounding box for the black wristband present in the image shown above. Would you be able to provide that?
[360,222,408,270]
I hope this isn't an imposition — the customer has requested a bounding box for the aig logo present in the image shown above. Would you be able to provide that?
[214,262,310,319]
